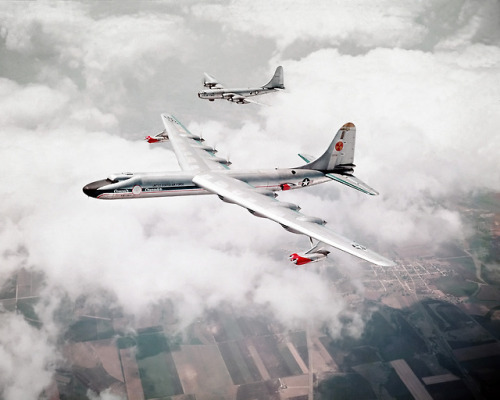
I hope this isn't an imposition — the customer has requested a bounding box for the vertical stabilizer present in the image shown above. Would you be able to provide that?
[263,66,285,89]
[298,123,356,172]
[296,122,379,195]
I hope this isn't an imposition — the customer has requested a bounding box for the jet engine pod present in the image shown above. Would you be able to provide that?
[248,209,266,218]
[255,188,278,198]
[145,130,169,143]
[193,144,217,152]
[218,195,236,204]
[210,156,232,166]
[289,253,312,265]
[297,216,326,225]
[275,202,301,211]
[280,224,302,234]
[289,250,329,265]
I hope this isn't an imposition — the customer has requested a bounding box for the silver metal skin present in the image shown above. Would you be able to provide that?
[83,169,328,200]
[198,66,284,104]
[83,114,395,267]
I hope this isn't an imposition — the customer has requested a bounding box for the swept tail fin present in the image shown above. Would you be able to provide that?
[299,122,356,172]
[263,66,284,89]
[297,122,379,196]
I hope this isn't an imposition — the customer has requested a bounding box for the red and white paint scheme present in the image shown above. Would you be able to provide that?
[289,253,315,265]
[289,239,330,265]
[145,135,160,143]
[145,130,169,143]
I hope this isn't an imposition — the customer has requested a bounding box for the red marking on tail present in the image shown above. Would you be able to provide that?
[335,141,343,151]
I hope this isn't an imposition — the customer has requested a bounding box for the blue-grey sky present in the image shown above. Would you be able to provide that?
[1,1,499,398]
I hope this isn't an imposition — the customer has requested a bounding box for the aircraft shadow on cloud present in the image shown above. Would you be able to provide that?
[198,66,284,105]
[83,114,395,267]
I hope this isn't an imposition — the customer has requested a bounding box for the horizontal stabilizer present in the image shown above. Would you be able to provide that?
[326,173,379,196]
[298,154,317,164]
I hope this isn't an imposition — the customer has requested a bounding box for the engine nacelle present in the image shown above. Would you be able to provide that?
[289,253,313,265]
[297,216,326,225]
[193,144,217,152]
[145,135,159,143]
[280,224,302,234]
[255,188,277,198]
[289,250,329,266]
[210,156,232,166]
[145,134,169,143]
[275,202,301,211]
[248,209,266,218]
[218,195,236,204]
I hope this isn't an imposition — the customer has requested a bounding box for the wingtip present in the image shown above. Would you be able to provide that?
[376,258,397,267]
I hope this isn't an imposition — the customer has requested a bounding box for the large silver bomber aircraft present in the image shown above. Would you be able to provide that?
[83,114,395,267]
[198,66,284,104]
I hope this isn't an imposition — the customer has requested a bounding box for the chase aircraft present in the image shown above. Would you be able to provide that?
[198,66,284,104]
[83,114,395,267]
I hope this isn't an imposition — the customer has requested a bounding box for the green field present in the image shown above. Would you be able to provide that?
[0,276,16,299]
[16,298,40,326]
[434,276,478,298]
[136,331,183,399]
[251,335,302,378]
[316,373,378,400]
[65,317,115,342]
[211,311,245,342]
[219,340,261,384]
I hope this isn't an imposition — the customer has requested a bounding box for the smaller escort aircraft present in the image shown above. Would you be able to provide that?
[198,66,284,104]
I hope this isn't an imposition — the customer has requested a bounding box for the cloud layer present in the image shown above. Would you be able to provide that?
[1,1,499,398]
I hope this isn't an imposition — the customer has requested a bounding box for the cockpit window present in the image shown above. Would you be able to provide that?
[107,172,134,183]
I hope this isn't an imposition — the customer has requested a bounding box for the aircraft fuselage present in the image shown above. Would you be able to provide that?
[83,168,329,200]
[197,87,277,101]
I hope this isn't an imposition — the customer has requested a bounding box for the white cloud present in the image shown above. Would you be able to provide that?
[1,1,499,396]
[0,313,59,400]
[192,0,427,51]
[192,0,500,52]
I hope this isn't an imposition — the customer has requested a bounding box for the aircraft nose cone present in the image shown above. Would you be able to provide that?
[82,185,96,197]
[82,179,109,198]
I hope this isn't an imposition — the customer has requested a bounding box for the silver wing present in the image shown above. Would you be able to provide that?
[193,171,395,267]
[161,114,230,171]
[226,94,266,106]
[161,113,393,266]
[240,97,267,106]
